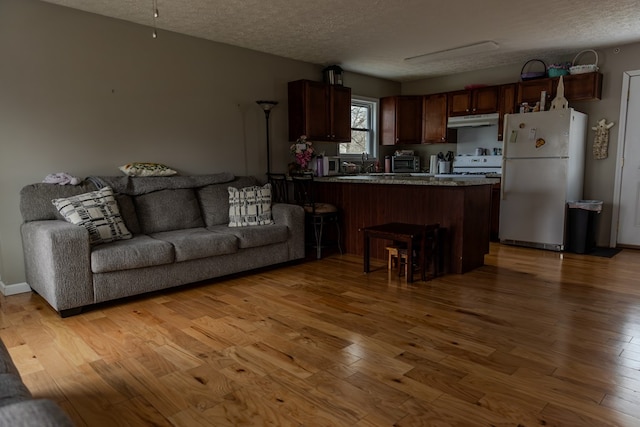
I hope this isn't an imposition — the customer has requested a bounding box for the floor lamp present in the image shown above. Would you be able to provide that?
[256,100,278,175]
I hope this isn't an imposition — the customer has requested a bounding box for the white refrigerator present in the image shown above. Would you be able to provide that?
[499,109,587,251]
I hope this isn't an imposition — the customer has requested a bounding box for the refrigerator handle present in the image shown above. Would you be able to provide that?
[500,158,506,200]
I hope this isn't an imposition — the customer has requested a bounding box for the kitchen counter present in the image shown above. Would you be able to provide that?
[317,173,499,186]
[313,176,494,274]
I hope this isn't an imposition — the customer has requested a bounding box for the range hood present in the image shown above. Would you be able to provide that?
[447,112,499,128]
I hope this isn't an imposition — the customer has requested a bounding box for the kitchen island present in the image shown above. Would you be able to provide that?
[314,174,499,274]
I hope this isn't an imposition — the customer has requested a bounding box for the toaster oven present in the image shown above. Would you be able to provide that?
[391,155,420,173]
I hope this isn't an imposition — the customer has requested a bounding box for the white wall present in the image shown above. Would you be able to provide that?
[403,43,640,247]
[0,0,399,286]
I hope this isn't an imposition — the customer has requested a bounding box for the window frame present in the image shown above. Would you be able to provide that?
[339,95,379,161]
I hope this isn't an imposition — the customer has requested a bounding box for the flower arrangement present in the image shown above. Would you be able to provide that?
[290,135,315,169]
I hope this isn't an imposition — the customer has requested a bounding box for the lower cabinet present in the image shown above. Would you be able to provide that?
[491,181,501,241]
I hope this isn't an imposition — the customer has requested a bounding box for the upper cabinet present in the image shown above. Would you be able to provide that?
[423,93,456,144]
[517,72,603,105]
[448,86,499,116]
[380,96,423,145]
[288,80,351,142]
[497,83,517,141]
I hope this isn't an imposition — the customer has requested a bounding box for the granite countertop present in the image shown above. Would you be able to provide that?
[316,173,500,186]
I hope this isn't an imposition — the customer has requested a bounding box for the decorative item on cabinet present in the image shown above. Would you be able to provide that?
[569,49,599,75]
[519,59,548,81]
[322,65,344,85]
[288,79,351,142]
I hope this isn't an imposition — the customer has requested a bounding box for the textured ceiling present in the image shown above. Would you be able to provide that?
[40,0,640,82]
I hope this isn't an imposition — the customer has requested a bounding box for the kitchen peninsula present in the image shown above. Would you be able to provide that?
[314,175,499,274]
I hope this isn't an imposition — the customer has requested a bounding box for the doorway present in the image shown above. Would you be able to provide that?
[612,70,640,247]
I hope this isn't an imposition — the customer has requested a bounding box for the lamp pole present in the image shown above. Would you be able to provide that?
[256,100,278,175]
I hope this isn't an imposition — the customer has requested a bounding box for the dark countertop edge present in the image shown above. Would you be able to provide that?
[316,176,500,186]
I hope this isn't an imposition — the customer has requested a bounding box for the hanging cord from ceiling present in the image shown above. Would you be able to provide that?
[152,0,159,38]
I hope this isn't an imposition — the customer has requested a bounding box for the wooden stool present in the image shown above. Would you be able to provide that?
[385,245,409,276]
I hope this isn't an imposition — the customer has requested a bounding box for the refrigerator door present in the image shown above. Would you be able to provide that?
[500,157,569,250]
[504,110,572,159]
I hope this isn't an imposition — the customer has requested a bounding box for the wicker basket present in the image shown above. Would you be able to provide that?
[569,49,599,74]
[520,59,547,81]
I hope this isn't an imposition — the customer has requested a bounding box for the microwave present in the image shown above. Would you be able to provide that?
[392,155,420,173]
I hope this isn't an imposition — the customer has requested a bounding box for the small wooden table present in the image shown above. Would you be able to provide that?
[362,222,425,283]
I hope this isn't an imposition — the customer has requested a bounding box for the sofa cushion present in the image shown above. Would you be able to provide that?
[91,235,174,273]
[115,193,141,235]
[228,184,274,227]
[20,181,98,222]
[134,188,204,234]
[197,176,258,227]
[51,187,133,245]
[208,224,289,249]
[150,228,238,262]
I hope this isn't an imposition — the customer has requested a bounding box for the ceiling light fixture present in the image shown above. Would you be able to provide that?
[404,41,499,64]
[151,0,159,38]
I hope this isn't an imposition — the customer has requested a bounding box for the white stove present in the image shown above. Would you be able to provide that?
[436,155,502,177]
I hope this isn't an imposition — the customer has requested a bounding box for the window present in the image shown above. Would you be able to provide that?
[339,96,378,159]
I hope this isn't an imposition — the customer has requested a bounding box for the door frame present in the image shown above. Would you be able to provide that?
[611,69,640,246]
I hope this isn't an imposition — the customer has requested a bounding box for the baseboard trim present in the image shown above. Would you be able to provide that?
[0,281,31,296]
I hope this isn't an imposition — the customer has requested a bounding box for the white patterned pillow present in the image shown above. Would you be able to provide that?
[52,186,133,245]
[228,184,274,227]
[119,162,177,177]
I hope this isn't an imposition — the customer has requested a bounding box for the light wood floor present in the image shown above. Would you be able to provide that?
[2,243,640,426]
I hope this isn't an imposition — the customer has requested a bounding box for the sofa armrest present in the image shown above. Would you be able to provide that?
[271,203,305,260]
[0,399,75,426]
[20,221,94,313]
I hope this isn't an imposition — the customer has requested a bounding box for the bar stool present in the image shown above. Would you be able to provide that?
[266,173,289,203]
[291,172,342,259]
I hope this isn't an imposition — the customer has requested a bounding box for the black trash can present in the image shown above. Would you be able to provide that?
[565,200,603,253]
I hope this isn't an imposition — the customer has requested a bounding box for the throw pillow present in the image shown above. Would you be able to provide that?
[51,186,133,245]
[228,184,274,227]
[119,162,177,177]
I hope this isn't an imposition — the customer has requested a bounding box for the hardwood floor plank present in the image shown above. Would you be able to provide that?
[4,243,640,425]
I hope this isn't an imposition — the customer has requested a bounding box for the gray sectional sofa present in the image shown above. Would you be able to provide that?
[19,173,305,317]
[0,339,74,426]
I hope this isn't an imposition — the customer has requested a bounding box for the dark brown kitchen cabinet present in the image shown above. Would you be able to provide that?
[563,72,603,101]
[448,86,499,116]
[380,95,423,145]
[517,72,602,105]
[288,79,351,142]
[422,93,456,143]
[497,83,517,141]
[517,79,554,105]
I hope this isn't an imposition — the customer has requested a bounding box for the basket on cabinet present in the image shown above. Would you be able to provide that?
[520,59,547,81]
[569,49,599,74]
